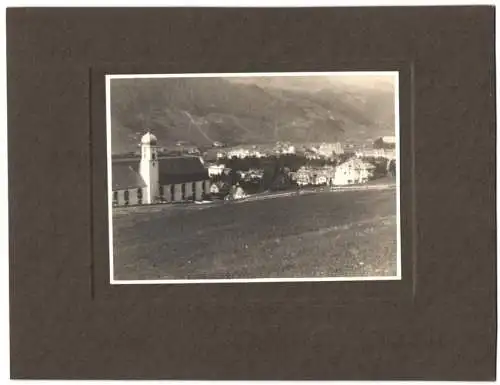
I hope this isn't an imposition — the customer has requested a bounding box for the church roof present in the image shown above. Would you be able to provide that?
[158,156,209,185]
[111,156,209,190]
[112,163,146,190]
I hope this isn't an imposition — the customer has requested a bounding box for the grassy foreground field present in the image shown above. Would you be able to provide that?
[112,188,398,281]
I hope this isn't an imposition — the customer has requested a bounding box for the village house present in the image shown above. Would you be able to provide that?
[207,163,226,177]
[244,169,264,181]
[226,147,269,159]
[355,148,386,158]
[210,182,222,194]
[304,151,322,160]
[216,151,226,160]
[333,157,375,185]
[355,148,396,160]
[209,180,231,196]
[312,142,344,157]
[274,143,296,155]
[112,132,211,207]
[292,166,336,186]
[292,158,374,187]
[230,184,248,200]
[381,136,396,145]
[291,168,311,186]
[373,135,397,150]
[315,174,328,185]
[227,148,251,159]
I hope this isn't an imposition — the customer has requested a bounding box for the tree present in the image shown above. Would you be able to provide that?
[270,171,294,191]
[374,137,396,150]
[261,164,277,191]
[229,169,240,186]
[365,158,389,180]
[389,160,396,177]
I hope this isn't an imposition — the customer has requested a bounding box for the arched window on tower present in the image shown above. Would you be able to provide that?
[113,191,118,206]
[137,188,143,205]
[124,190,129,205]
[181,183,186,200]
[159,185,164,199]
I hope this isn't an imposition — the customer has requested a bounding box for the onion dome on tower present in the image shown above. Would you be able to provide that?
[141,131,158,146]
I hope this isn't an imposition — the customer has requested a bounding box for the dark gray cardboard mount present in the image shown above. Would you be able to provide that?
[7,6,496,380]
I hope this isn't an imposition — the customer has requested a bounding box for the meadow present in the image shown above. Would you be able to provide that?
[112,188,398,281]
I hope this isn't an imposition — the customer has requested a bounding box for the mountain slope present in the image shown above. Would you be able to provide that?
[109,76,395,154]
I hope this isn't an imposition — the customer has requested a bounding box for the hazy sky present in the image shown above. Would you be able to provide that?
[227,73,396,93]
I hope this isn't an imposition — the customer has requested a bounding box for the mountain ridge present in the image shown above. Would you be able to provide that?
[109,76,396,154]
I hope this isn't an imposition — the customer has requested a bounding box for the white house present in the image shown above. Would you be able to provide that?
[207,163,225,176]
[112,132,211,207]
[381,136,397,144]
[312,142,344,157]
[210,183,221,194]
[292,166,336,186]
[332,158,375,185]
[231,185,247,200]
[293,169,312,186]
[227,148,251,159]
[356,148,396,160]
[280,145,296,155]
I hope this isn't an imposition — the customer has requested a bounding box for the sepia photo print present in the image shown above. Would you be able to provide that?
[106,72,401,284]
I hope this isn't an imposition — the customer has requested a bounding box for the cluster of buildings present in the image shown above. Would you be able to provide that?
[208,181,248,200]
[273,142,296,155]
[292,166,336,186]
[237,169,265,181]
[290,157,375,187]
[355,148,396,160]
[310,142,344,157]
[207,163,265,182]
[379,136,397,145]
[215,142,344,160]
[216,146,269,159]
[342,136,397,160]
[222,148,264,159]
[303,151,323,160]
[112,134,394,207]
[293,142,344,160]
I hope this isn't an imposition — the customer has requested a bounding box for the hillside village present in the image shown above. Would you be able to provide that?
[111,132,396,207]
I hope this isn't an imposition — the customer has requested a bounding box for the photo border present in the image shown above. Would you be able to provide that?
[105,71,402,285]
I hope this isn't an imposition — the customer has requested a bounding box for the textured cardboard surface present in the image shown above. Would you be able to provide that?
[7,7,496,380]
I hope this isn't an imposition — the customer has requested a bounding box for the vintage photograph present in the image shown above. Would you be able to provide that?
[106,72,400,283]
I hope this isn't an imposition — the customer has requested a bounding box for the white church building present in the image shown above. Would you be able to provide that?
[111,132,211,207]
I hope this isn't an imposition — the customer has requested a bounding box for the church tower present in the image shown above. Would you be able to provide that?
[139,131,159,204]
